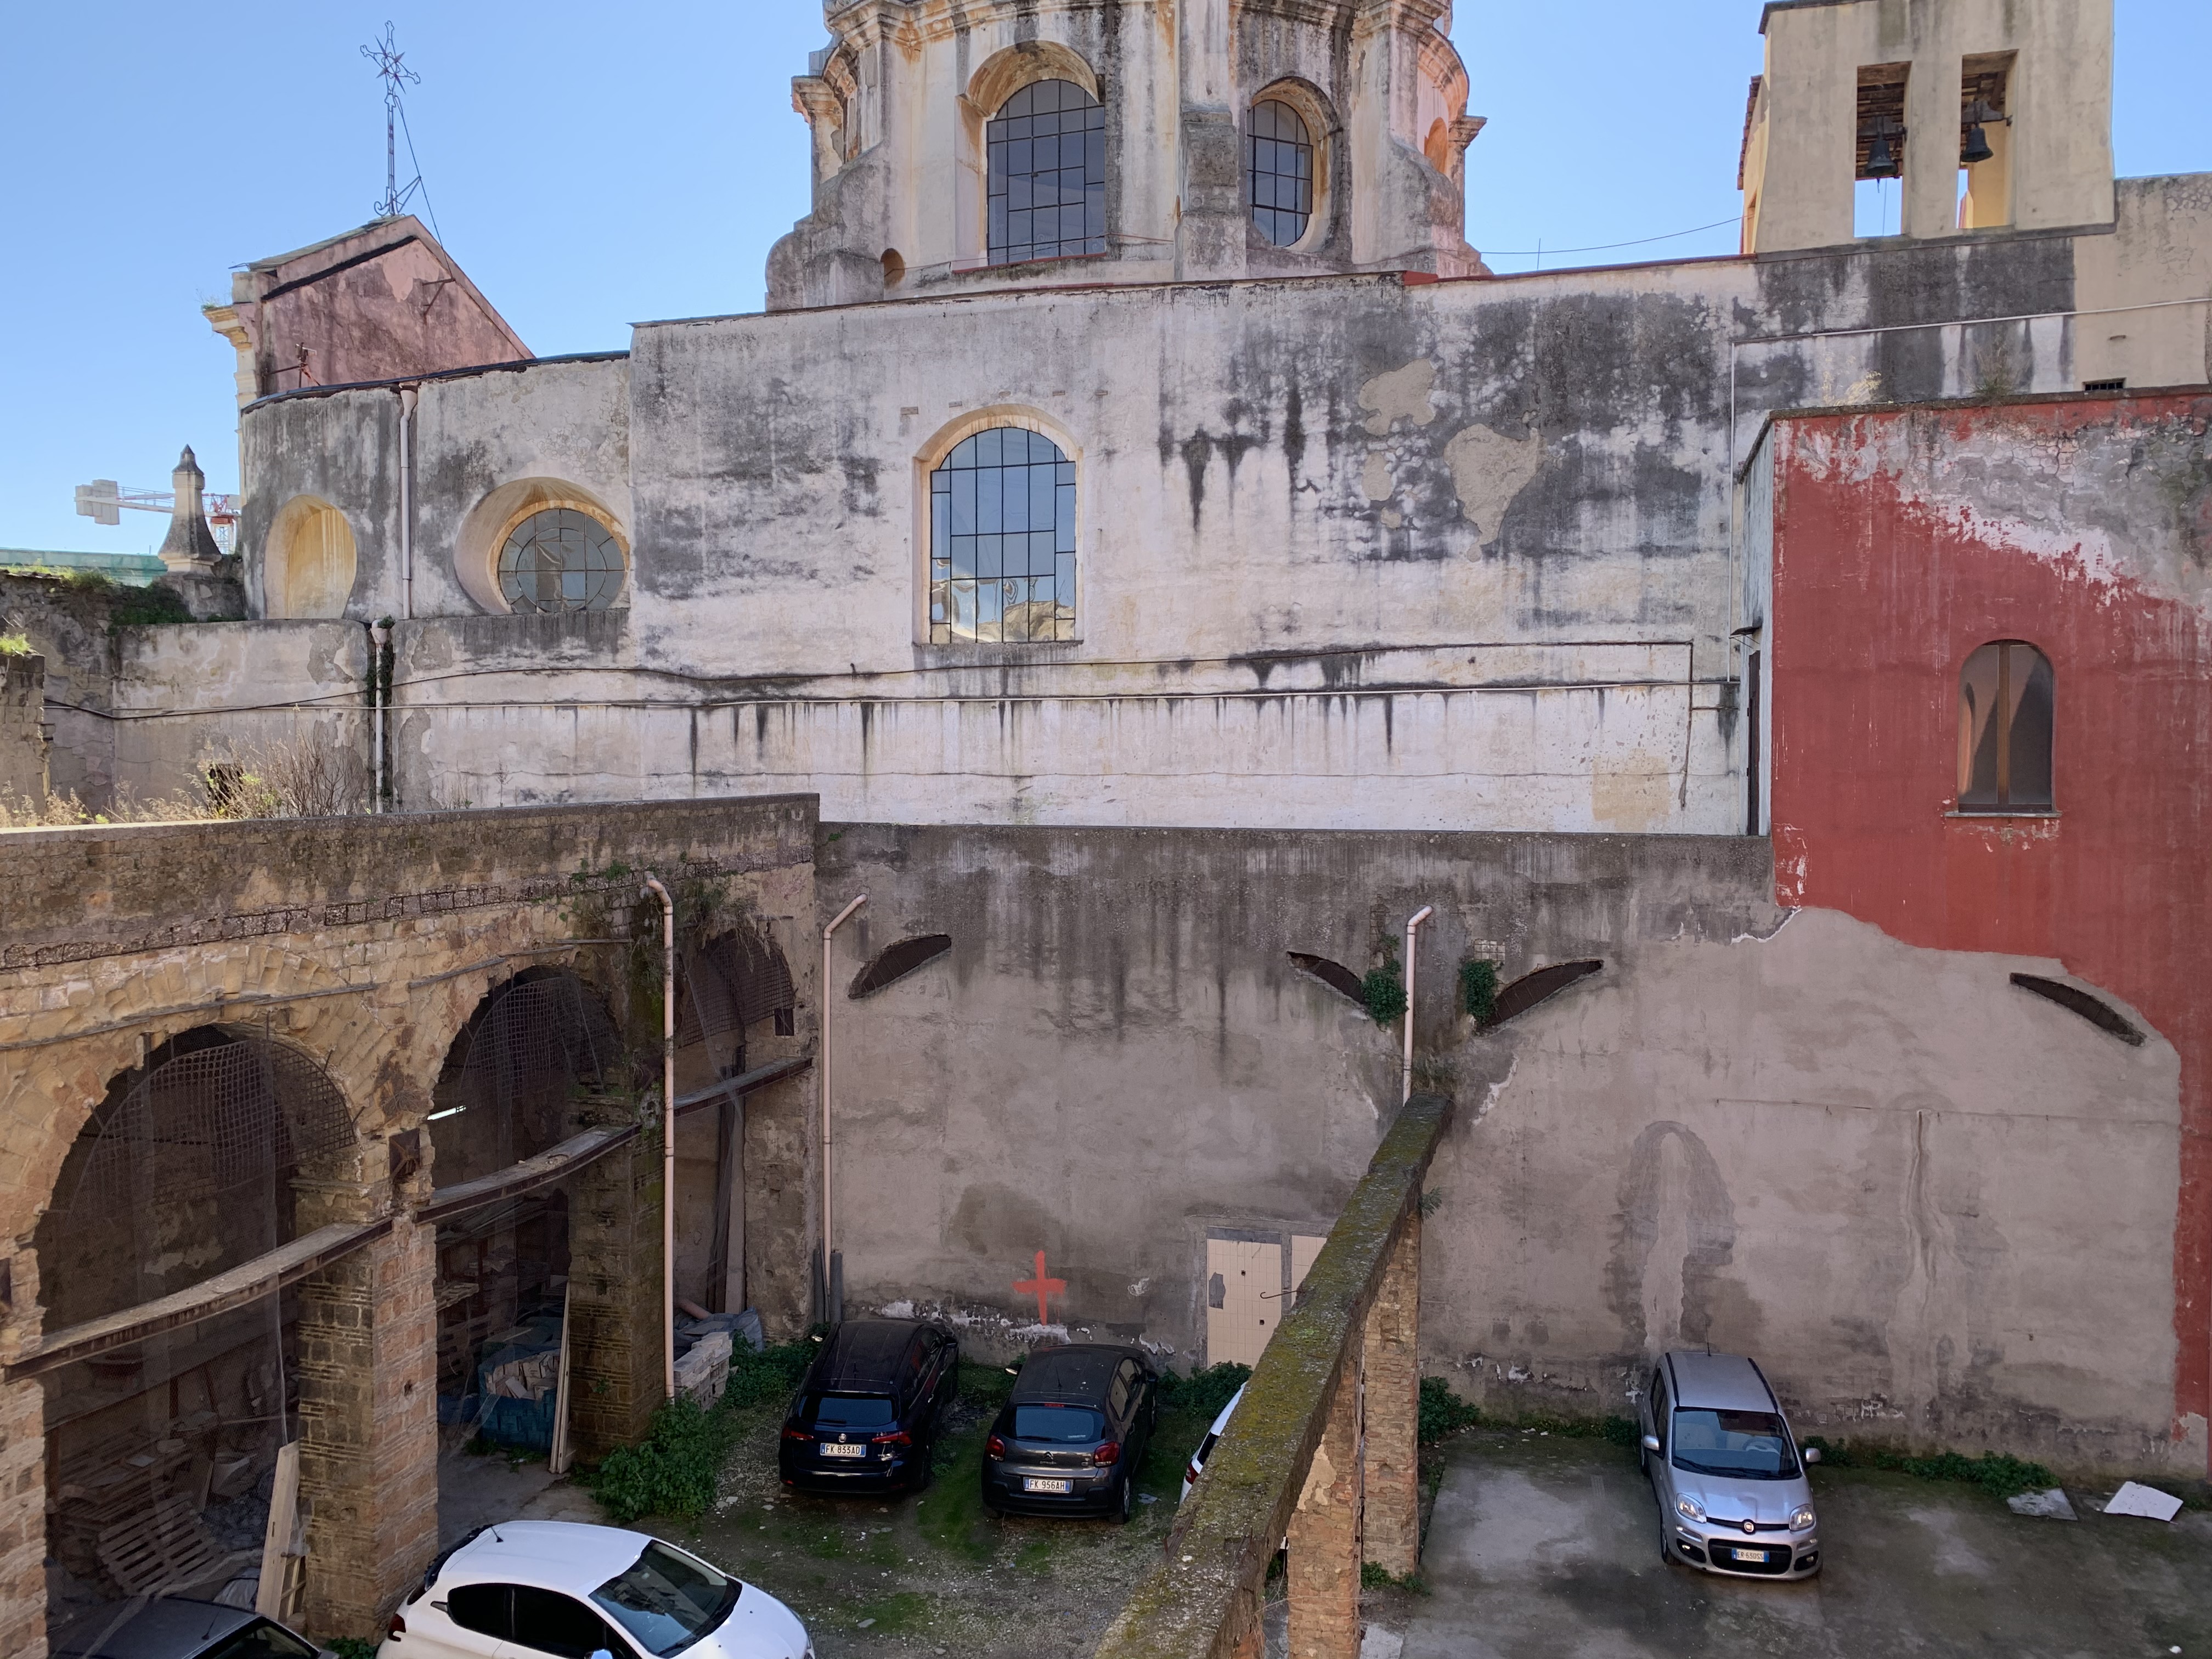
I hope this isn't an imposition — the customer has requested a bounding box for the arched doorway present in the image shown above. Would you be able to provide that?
[33,1025,356,1620]
[428,969,622,1491]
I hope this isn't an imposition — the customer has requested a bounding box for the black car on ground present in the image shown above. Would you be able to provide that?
[49,1597,325,1659]
[980,1343,1158,1521]
[778,1317,960,1493]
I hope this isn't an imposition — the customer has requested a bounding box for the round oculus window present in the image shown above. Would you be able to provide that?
[497,507,625,613]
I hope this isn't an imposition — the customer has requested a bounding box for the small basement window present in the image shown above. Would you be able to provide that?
[1485,961,1604,1027]
[849,935,952,998]
[2010,974,2145,1046]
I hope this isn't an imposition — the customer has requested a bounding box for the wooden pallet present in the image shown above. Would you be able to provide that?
[96,1495,248,1596]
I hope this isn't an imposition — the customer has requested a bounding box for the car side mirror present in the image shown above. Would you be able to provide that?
[1802,1446,1821,1464]
[1641,1434,1661,1453]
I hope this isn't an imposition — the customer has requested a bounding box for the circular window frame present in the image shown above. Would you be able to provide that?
[491,504,630,616]
[1247,80,1336,257]
[456,481,631,615]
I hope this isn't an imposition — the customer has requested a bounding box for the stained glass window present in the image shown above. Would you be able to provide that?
[1248,99,1314,246]
[988,80,1107,266]
[496,508,625,613]
[929,427,1076,644]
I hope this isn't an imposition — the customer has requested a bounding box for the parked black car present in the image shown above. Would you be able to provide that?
[980,1344,1158,1521]
[49,1597,326,1659]
[778,1317,960,1493]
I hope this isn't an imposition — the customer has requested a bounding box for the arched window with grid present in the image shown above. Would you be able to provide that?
[929,427,1077,644]
[1248,99,1314,245]
[987,80,1107,266]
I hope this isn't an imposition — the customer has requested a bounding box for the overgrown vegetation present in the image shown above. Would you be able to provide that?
[1361,1561,1427,1592]
[586,1341,815,1523]
[1362,954,1407,1024]
[1418,1375,1482,1443]
[1459,958,1500,1023]
[1156,1361,1251,1421]
[0,631,30,657]
[1801,1437,2055,1497]
[10,567,200,631]
[0,786,212,830]
[326,1640,378,1659]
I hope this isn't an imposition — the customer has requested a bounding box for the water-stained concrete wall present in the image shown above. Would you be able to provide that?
[814,822,2187,1474]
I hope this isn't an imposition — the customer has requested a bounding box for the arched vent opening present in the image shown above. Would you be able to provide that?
[431,968,623,1187]
[2010,974,2145,1046]
[1287,951,1365,1006]
[1486,961,1605,1028]
[850,934,953,999]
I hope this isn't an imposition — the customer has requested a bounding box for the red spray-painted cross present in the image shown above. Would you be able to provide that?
[1013,1250,1066,1325]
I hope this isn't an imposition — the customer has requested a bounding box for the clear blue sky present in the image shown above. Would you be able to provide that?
[3,2,2205,555]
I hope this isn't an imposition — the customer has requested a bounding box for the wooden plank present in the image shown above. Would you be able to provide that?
[414,1124,639,1226]
[548,1280,574,1477]
[98,1494,241,1596]
[7,1219,390,1381]
[255,1442,300,1621]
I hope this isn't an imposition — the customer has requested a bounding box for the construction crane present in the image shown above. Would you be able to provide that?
[74,479,239,555]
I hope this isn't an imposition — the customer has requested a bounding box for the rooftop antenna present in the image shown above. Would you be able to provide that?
[362,22,423,221]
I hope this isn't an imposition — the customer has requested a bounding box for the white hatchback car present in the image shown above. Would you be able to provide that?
[378,1521,811,1659]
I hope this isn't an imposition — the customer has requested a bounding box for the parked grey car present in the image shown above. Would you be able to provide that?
[1638,1350,1821,1578]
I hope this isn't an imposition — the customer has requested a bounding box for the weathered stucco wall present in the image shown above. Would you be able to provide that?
[814,822,2187,1474]
[186,195,2209,832]
[0,654,47,801]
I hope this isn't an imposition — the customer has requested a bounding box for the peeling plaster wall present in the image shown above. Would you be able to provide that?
[1767,391,2212,1473]
[816,822,2185,1470]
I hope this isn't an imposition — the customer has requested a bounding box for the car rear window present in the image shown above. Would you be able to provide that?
[591,1539,741,1656]
[1668,1409,1800,1480]
[202,1622,320,1659]
[1014,1404,1105,1442]
[807,1392,896,1426]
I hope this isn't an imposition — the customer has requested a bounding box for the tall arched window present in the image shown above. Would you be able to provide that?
[930,427,1076,644]
[1249,99,1314,245]
[1958,640,2054,810]
[988,80,1106,266]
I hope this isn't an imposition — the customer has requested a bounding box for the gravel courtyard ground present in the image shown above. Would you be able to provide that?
[462,1362,1227,1658]
[1399,1429,2212,1659]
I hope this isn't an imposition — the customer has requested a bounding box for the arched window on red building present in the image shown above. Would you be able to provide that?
[1957,640,2055,811]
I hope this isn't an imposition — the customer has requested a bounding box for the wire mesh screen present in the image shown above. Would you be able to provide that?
[431,970,624,1186]
[676,924,796,1059]
[35,1028,354,1602]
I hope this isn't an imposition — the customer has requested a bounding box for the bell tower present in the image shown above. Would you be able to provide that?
[1739,0,2114,254]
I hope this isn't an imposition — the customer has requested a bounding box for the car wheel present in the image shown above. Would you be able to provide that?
[1113,1476,1134,1525]
[914,1445,936,1492]
[1657,1504,1673,1565]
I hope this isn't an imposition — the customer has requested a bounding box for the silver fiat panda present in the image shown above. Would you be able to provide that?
[1638,1350,1821,1578]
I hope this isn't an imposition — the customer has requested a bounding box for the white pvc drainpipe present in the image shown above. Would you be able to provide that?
[369,619,388,812]
[1402,906,1434,1104]
[641,875,676,1401]
[397,385,417,619]
[820,893,868,1321]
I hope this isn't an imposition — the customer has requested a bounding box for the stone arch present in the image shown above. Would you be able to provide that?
[966,39,1102,116]
[453,478,632,616]
[264,494,358,619]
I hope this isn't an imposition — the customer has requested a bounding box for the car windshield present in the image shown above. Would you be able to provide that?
[1014,1404,1105,1442]
[591,1540,741,1656]
[808,1393,895,1426]
[1669,1409,1801,1480]
[203,1623,319,1659]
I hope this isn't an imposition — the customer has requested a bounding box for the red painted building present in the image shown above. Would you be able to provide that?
[1766,390,2212,1464]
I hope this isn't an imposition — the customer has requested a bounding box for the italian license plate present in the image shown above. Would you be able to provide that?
[1727,1547,1767,1562]
[820,1442,866,1459]
[1023,1477,1074,1494]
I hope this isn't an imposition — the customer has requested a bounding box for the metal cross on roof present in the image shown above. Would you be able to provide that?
[362,22,423,221]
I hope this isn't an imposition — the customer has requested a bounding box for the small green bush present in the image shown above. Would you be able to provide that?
[1158,1361,1252,1421]
[1800,1437,2054,1497]
[0,633,30,658]
[1459,959,1500,1023]
[586,1396,740,1523]
[1363,959,1408,1025]
[1418,1375,1481,1443]
[326,1640,378,1659]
